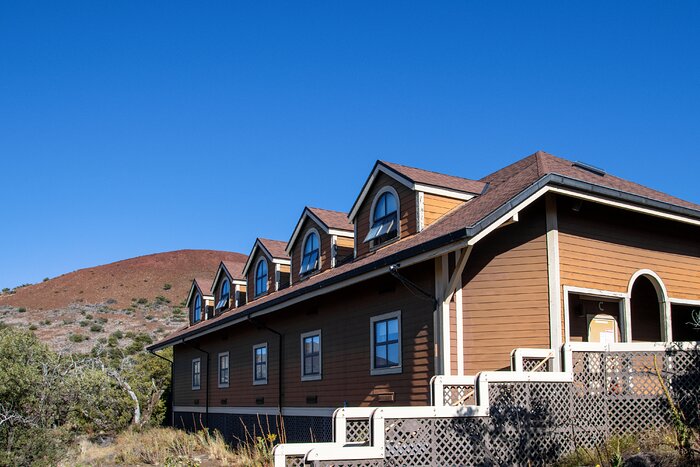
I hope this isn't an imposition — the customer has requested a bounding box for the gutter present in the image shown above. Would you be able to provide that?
[148,173,700,351]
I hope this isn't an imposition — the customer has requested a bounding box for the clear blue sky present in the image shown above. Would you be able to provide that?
[1,1,699,288]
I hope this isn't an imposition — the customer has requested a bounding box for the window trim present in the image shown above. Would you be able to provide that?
[300,329,322,381]
[370,310,402,376]
[217,352,229,388]
[253,342,268,385]
[217,279,230,311]
[192,357,201,390]
[254,258,269,297]
[299,228,322,276]
[367,186,401,248]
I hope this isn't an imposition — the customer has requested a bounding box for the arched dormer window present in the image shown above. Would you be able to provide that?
[365,188,399,245]
[255,259,268,297]
[194,294,202,322]
[216,279,230,311]
[300,230,320,275]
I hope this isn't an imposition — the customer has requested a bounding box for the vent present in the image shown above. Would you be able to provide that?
[306,395,318,404]
[573,161,606,176]
[221,398,228,405]
[256,397,265,405]
[193,399,200,405]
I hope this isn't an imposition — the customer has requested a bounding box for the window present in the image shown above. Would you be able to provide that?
[218,352,229,388]
[300,231,320,275]
[300,330,321,381]
[192,358,201,390]
[255,259,268,296]
[193,294,202,322]
[364,189,398,244]
[216,279,230,311]
[370,311,402,375]
[253,343,268,385]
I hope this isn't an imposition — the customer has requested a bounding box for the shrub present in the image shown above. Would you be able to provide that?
[163,283,172,291]
[69,333,88,343]
[62,319,74,325]
[85,313,93,320]
[79,320,89,327]
[90,324,103,333]
[43,277,49,282]
[42,319,51,326]
[145,315,154,321]
[155,295,170,304]
[18,307,26,313]
[137,298,148,305]
[29,324,38,331]
[112,330,124,340]
[97,317,108,324]
[2,287,9,293]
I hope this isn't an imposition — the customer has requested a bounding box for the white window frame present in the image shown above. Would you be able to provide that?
[367,186,401,249]
[192,357,201,390]
[253,343,268,385]
[300,330,322,381]
[370,310,402,376]
[217,352,229,388]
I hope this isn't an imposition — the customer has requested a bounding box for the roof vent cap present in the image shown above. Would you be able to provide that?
[573,161,606,177]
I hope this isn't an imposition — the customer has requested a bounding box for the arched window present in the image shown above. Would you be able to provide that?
[300,231,320,275]
[365,190,398,244]
[194,294,202,322]
[255,259,268,296]
[217,279,230,311]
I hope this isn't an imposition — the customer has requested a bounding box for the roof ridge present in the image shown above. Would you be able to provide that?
[381,160,478,183]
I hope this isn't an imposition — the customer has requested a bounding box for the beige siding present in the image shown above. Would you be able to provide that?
[423,193,465,228]
[460,200,550,374]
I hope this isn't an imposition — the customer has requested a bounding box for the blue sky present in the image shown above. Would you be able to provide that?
[1,1,699,288]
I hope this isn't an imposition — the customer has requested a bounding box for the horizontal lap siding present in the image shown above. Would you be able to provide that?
[460,200,549,375]
[172,263,435,409]
[557,198,700,333]
[355,173,416,258]
[558,200,700,297]
[423,193,464,228]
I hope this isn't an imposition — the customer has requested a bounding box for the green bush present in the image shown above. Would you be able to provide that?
[43,277,49,282]
[1,287,10,293]
[85,313,93,320]
[29,324,38,331]
[136,298,148,305]
[112,330,124,340]
[79,320,89,327]
[69,333,88,343]
[90,324,103,333]
[163,283,172,290]
[18,307,26,313]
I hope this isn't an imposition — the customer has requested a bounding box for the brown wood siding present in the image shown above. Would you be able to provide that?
[460,200,550,374]
[173,344,208,406]
[246,250,275,301]
[290,218,333,283]
[557,197,700,338]
[355,173,416,258]
[171,262,435,409]
[423,193,465,228]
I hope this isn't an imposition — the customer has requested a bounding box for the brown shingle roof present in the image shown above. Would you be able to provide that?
[258,238,290,260]
[221,260,246,281]
[381,160,487,195]
[194,277,213,297]
[307,207,352,231]
[151,151,700,349]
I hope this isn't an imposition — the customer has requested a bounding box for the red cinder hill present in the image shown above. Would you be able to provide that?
[0,249,245,311]
[0,250,246,352]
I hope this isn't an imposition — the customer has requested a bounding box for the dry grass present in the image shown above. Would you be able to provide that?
[66,425,275,466]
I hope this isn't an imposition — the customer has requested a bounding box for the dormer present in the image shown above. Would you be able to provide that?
[286,207,354,283]
[242,238,291,300]
[349,161,486,258]
[211,260,248,316]
[185,277,214,325]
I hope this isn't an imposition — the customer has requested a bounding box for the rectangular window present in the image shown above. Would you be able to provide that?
[218,352,229,388]
[300,330,322,381]
[371,311,402,375]
[253,343,268,385]
[192,358,201,390]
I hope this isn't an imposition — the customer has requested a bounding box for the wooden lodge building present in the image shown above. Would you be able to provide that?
[149,151,700,441]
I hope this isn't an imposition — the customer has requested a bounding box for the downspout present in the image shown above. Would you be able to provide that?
[148,349,174,426]
[247,316,284,413]
[184,341,210,428]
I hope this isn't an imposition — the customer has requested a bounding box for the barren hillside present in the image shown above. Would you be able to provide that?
[0,249,246,352]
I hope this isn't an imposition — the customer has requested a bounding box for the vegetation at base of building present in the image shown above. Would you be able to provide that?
[0,325,172,466]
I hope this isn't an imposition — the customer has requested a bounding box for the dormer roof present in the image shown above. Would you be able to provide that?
[211,260,247,293]
[348,160,487,221]
[286,207,353,255]
[185,277,214,308]
[242,238,291,275]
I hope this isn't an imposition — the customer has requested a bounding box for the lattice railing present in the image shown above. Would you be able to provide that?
[280,343,700,466]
